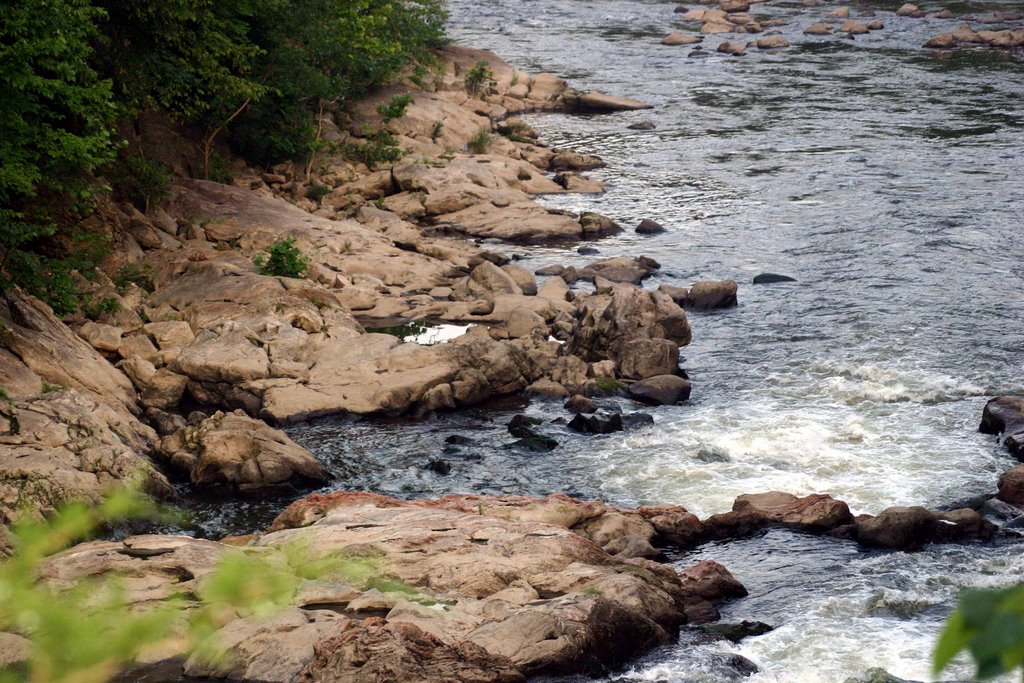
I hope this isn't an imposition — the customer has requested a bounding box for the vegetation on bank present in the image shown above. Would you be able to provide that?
[0,0,447,314]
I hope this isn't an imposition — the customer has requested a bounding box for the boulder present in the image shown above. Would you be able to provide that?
[683,280,738,310]
[804,23,833,34]
[662,33,704,46]
[578,212,621,237]
[618,338,680,380]
[118,358,189,410]
[704,492,853,539]
[854,506,995,550]
[0,390,173,527]
[635,218,666,234]
[470,261,523,298]
[157,410,328,492]
[78,322,123,353]
[678,560,747,602]
[752,272,797,284]
[698,620,774,642]
[500,264,538,296]
[896,3,920,16]
[568,412,624,435]
[564,394,597,413]
[143,321,195,350]
[924,33,955,48]
[998,465,1024,505]
[580,256,660,285]
[506,308,547,339]
[566,284,692,364]
[717,41,747,56]
[980,396,1024,458]
[564,91,652,113]
[628,375,692,406]
[756,36,791,48]
[840,20,869,34]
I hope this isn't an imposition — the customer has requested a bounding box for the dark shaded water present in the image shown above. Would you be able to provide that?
[165,1,1024,680]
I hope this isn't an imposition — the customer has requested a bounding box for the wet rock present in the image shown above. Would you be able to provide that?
[621,412,655,430]
[679,560,748,602]
[580,256,661,285]
[896,3,921,17]
[445,434,477,446]
[841,20,869,34]
[756,35,791,49]
[683,280,739,310]
[705,492,853,539]
[628,121,657,130]
[549,151,605,172]
[564,91,652,113]
[718,41,747,56]
[752,272,797,284]
[853,506,996,550]
[933,9,956,19]
[564,394,597,413]
[511,435,558,452]
[804,23,834,34]
[524,378,570,399]
[697,620,774,642]
[980,396,1024,458]
[828,6,850,18]
[628,375,692,406]
[78,321,123,353]
[998,465,1024,505]
[579,212,622,237]
[568,412,624,434]
[662,33,704,46]
[553,172,605,194]
[157,410,328,492]
[426,459,452,475]
[867,20,885,30]
[507,414,543,437]
[635,218,666,235]
[924,33,955,48]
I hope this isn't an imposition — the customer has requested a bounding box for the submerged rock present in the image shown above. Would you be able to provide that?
[752,272,797,284]
[697,620,774,642]
[567,412,623,434]
[635,218,666,234]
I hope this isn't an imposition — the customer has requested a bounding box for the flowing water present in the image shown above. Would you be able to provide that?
[171,2,1024,680]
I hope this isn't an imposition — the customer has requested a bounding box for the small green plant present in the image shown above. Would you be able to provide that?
[430,119,444,142]
[467,128,492,154]
[346,131,407,169]
[305,183,330,205]
[465,59,496,97]
[254,238,308,278]
[584,586,603,596]
[112,152,171,213]
[41,382,62,394]
[113,264,155,294]
[510,73,519,87]
[373,197,386,210]
[82,296,121,321]
[205,152,235,185]
[376,94,413,123]
[593,377,626,394]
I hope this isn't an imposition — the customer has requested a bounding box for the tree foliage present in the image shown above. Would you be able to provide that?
[934,583,1024,679]
[0,0,447,310]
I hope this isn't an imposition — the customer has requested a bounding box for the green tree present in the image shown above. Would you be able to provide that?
[0,0,116,313]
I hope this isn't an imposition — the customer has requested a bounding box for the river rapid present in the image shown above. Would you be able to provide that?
[173,1,1024,680]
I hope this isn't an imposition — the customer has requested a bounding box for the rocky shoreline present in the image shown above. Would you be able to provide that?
[1,37,1023,682]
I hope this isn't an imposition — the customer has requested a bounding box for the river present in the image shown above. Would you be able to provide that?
[173,1,1024,680]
